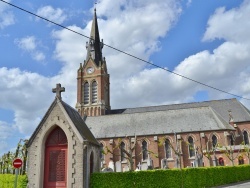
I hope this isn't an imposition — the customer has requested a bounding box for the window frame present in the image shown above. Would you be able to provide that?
[142,140,148,161]
[164,139,172,159]
[83,82,90,104]
[188,136,195,158]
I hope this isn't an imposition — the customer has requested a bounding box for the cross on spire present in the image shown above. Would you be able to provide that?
[52,83,65,100]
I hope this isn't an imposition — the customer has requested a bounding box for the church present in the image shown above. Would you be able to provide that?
[27,9,250,187]
[75,9,250,170]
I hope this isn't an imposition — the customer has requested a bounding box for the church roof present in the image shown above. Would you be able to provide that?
[86,98,250,139]
[27,98,99,147]
[110,98,250,123]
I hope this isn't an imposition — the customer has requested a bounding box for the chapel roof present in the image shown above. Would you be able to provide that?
[61,100,99,145]
[86,98,250,139]
[27,98,99,147]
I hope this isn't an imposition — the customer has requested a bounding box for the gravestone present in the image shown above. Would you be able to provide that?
[141,162,148,171]
[108,161,114,171]
[123,165,129,172]
[161,158,168,169]
[115,161,122,172]
[137,162,142,170]
[147,158,153,169]
[102,167,113,173]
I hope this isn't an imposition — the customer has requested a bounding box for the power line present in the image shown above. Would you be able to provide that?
[1,0,250,101]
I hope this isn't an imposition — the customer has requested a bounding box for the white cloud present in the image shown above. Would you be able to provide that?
[51,0,182,108]
[15,36,36,51]
[203,1,250,43]
[15,36,46,61]
[0,67,53,135]
[0,0,15,29]
[2,0,250,155]
[36,5,67,25]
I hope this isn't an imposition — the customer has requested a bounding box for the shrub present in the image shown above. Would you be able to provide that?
[0,174,28,188]
[91,165,250,188]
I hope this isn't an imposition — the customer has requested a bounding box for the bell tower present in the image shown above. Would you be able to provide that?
[76,9,110,116]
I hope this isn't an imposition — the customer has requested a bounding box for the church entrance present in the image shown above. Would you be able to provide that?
[44,127,68,188]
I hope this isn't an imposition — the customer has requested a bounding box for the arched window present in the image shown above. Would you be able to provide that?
[83,82,89,104]
[188,136,195,158]
[92,81,97,103]
[165,139,172,159]
[212,135,217,148]
[142,140,148,160]
[100,143,104,160]
[243,131,249,145]
[120,142,125,161]
[238,156,244,165]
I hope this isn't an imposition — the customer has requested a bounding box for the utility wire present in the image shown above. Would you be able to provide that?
[1,0,250,101]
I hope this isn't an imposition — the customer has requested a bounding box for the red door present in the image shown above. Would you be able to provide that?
[44,127,68,188]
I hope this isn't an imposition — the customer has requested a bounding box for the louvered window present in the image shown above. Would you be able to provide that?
[92,81,97,103]
[84,82,89,104]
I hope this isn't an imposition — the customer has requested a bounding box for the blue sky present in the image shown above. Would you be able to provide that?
[1,0,250,155]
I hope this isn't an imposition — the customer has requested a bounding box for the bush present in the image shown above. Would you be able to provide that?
[0,174,28,188]
[91,165,250,188]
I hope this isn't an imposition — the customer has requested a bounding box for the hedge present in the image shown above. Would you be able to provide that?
[91,165,250,188]
[0,174,28,188]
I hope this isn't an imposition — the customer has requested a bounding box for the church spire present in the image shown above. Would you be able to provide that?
[86,8,104,67]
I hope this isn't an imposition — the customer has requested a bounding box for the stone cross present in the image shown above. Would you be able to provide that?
[52,83,65,100]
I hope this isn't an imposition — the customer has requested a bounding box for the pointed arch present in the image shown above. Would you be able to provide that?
[188,136,195,158]
[243,130,249,145]
[211,134,218,148]
[44,126,68,188]
[120,141,126,161]
[142,140,148,161]
[164,139,172,159]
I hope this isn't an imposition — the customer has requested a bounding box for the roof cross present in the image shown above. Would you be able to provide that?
[52,83,65,100]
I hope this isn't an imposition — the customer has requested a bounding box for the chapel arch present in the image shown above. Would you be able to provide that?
[44,126,68,188]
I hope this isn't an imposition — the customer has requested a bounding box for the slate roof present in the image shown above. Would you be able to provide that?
[27,98,99,147]
[86,9,103,67]
[86,98,250,139]
[61,101,99,145]
[110,98,250,123]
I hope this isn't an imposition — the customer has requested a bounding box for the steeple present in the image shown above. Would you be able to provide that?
[85,8,104,67]
[76,8,110,117]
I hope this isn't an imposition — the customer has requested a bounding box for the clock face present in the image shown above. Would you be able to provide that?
[87,67,94,74]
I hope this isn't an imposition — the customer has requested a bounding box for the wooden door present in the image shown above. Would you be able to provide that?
[44,127,68,188]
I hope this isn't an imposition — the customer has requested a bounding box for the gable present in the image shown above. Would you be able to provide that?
[27,98,99,147]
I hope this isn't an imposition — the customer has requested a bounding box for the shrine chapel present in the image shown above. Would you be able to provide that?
[27,84,100,188]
